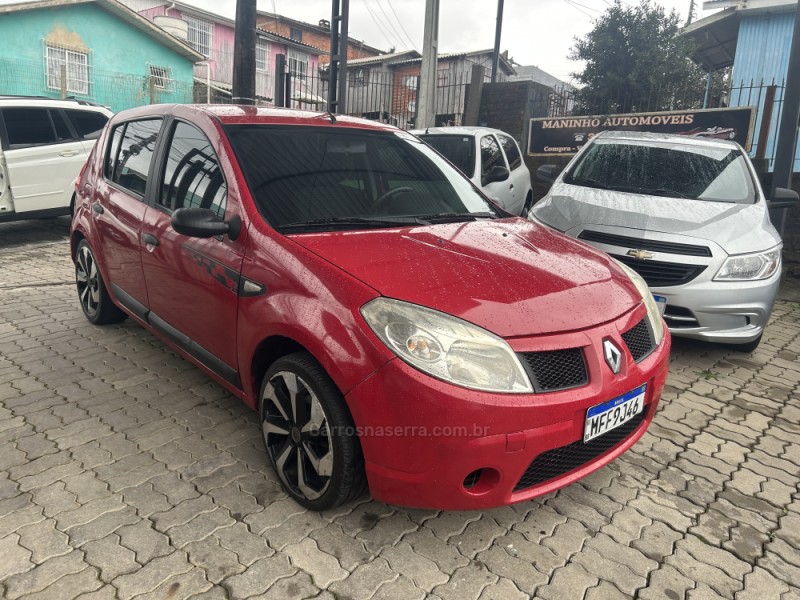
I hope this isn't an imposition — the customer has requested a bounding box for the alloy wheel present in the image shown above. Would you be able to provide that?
[262,371,334,500]
[76,245,100,318]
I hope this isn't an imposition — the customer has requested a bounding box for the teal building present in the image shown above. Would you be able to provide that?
[0,0,202,112]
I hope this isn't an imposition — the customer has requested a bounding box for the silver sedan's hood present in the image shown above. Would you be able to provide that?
[531,182,781,255]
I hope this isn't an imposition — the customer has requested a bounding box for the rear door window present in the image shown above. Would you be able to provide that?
[480,134,504,180]
[50,110,74,142]
[498,133,522,170]
[2,108,58,149]
[66,110,109,140]
[107,119,162,198]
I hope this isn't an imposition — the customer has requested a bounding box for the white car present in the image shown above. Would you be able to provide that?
[0,96,112,221]
[412,126,533,216]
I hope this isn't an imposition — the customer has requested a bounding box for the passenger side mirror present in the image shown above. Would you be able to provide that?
[482,165,509,186]
[536,164,561,184]
[171,208,241,240]
[769,187,799,209]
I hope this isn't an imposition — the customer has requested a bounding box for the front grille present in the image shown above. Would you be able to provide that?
[519,348,588,393]
[621,318,656,362]
[579,230,712,257]
[664,305,699,329]
[514,411,646,491]
[612,254,706,287]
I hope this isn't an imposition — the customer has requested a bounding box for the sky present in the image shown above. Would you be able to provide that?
[185,0,716,83]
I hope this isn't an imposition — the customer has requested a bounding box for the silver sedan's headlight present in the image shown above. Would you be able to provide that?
[614,261,665,346]
[715,246,782,281]
[361,298,533,393]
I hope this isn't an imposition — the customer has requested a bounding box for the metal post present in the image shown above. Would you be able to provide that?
[327,0,349,113]
[703,71,712,108]
[756,85,777,160]
[770,1,800,233]
[274,54,286,108]
[491,0,504,84]
[232,0,257,105]
[60,64,67,99]
[417,0,439,130]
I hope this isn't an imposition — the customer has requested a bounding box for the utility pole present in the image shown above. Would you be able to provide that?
[416,0,439,130]
[686,0,696,26]
[232,0,256,105]
[327,0,350,113]
[770,0,800,233]
[491,0,504,83]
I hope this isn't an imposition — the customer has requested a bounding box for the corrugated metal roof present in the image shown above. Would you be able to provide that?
[256,27,325,54]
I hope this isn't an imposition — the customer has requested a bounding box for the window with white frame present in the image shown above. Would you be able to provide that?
[183,14,212,57]
[288,50,308,81]
[149,65,170,89]
[45,44,89,95]
[256,40,272,99]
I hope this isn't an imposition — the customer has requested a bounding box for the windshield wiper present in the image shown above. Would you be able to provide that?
[279,216,427,232]
[414,211,498,223]
[571,177,613,190]
[623,187,697,200]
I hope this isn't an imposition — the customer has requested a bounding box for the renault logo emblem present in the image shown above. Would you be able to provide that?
[627,249,654,261]
[603,339,623,374]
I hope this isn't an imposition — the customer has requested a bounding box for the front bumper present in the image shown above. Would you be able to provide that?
[345,307,671,510]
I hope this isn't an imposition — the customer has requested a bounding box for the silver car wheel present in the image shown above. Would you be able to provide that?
[261,371,334,501]
[76,245,101,318]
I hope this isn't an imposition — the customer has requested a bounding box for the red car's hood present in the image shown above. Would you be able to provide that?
[291,219,641,337]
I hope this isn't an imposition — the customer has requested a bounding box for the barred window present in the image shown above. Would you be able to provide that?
[45,44,89,95]
[288,50,308,80]
[256,40,270,72]
[183,14,212,57]
[149,65,170,89]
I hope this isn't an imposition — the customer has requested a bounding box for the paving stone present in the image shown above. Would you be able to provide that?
[255,572,321,600]
[537,563,598,600]
[151,495,216,533]
[667,548,743,597]
[222,554,294,600]
[68,506,140,547]
[17,518,72,563]
[255,508,328,551]
[116,521,173,564]
[0,533,33,581]
[477,545,548,593]
[82,534,139,583]
[679,534,753,580]
[186,537,244,585]
[381,541,449,590]
[167,507,236,548]
[284,537,348,588]
[573,546,648,595]
[402,527,469,575]
[542,519,593,559]
[357,511,419,554]
[736,566,790,599]
[114,550,192,600]
[23,566,103,600]
[130,567,213,600]
[328,558,398,600]
[633,521,685,563]
[213,522,273,567]
[63,472,110,505]
[5,551,90,599]
[493,531,562,576]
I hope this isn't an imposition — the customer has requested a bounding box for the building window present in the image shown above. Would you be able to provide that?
[184,14,212,57]
[290,27,302,42]
[149,65,170,89]
[256,40,270,72]
[404,75,418,89]
[256,40,272,100]
[45,44,89,95]
[350,68,369,87]
[288,50,308,80]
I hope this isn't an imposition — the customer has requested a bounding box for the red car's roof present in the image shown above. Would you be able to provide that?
[110,103,399,132]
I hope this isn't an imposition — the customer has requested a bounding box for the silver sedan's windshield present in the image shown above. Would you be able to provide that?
[564,139,757,204]
[224,125,498,232]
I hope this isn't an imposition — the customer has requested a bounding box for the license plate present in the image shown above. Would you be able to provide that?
[653,294,667,315]
[584,384,646,443]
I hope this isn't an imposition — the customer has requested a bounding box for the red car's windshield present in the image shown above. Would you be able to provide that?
[224,125,498,232]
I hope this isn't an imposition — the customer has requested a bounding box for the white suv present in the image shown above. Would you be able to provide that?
[412,127,533,216]
[0,97,112,221]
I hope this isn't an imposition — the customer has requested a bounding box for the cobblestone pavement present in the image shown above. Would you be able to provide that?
[1,217,799,600]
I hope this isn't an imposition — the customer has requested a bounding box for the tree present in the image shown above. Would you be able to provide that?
[569,0,707,115]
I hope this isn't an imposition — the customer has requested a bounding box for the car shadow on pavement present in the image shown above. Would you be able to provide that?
[0,216,71,250]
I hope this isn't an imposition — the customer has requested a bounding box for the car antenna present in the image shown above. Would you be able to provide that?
[425,126,430,134]
[322,110,336,124]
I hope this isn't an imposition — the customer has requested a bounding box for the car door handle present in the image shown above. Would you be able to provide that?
[91,203,104,215]
[59,150,81,158]
[509,184,514,189]
[141,233,159,247]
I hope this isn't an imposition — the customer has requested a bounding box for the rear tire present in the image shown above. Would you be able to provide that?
[522,191,534,218]
[259,352,367,510]
[75,240,127,325]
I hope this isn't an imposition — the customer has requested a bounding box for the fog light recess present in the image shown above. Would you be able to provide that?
[462,467,501,495]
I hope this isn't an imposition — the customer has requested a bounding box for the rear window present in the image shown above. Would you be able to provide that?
[418,134,475,178]
[66,110,109,140]
[106,119,162,198]
[565,139,757,204]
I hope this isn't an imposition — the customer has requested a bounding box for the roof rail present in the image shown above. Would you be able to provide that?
[0,94,105,107]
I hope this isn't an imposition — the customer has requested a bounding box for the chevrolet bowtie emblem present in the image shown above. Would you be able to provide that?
[627,249,654,261]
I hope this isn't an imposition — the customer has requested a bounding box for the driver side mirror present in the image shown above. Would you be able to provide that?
[536,164,561,184]
[482,165,509,186]
[769,187,799,210]
[171,208,241,241]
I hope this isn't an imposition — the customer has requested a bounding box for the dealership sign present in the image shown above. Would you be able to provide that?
[528,107,756,156]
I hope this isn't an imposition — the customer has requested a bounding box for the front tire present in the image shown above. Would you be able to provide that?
[259,352,366,510]
[729,333,762,353]
[75,240,127,325]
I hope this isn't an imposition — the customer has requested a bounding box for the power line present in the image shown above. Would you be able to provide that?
[562,0,593,17]
[383,0,418,50]
[360,0,401,49]
[374,0,411,50]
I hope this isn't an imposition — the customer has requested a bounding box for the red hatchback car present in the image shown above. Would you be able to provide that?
[70,105,670,510]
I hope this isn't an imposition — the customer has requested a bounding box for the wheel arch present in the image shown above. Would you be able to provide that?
[249,335,311,409]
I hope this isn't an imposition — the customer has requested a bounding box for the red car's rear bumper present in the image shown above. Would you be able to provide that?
[345,315,671,510]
